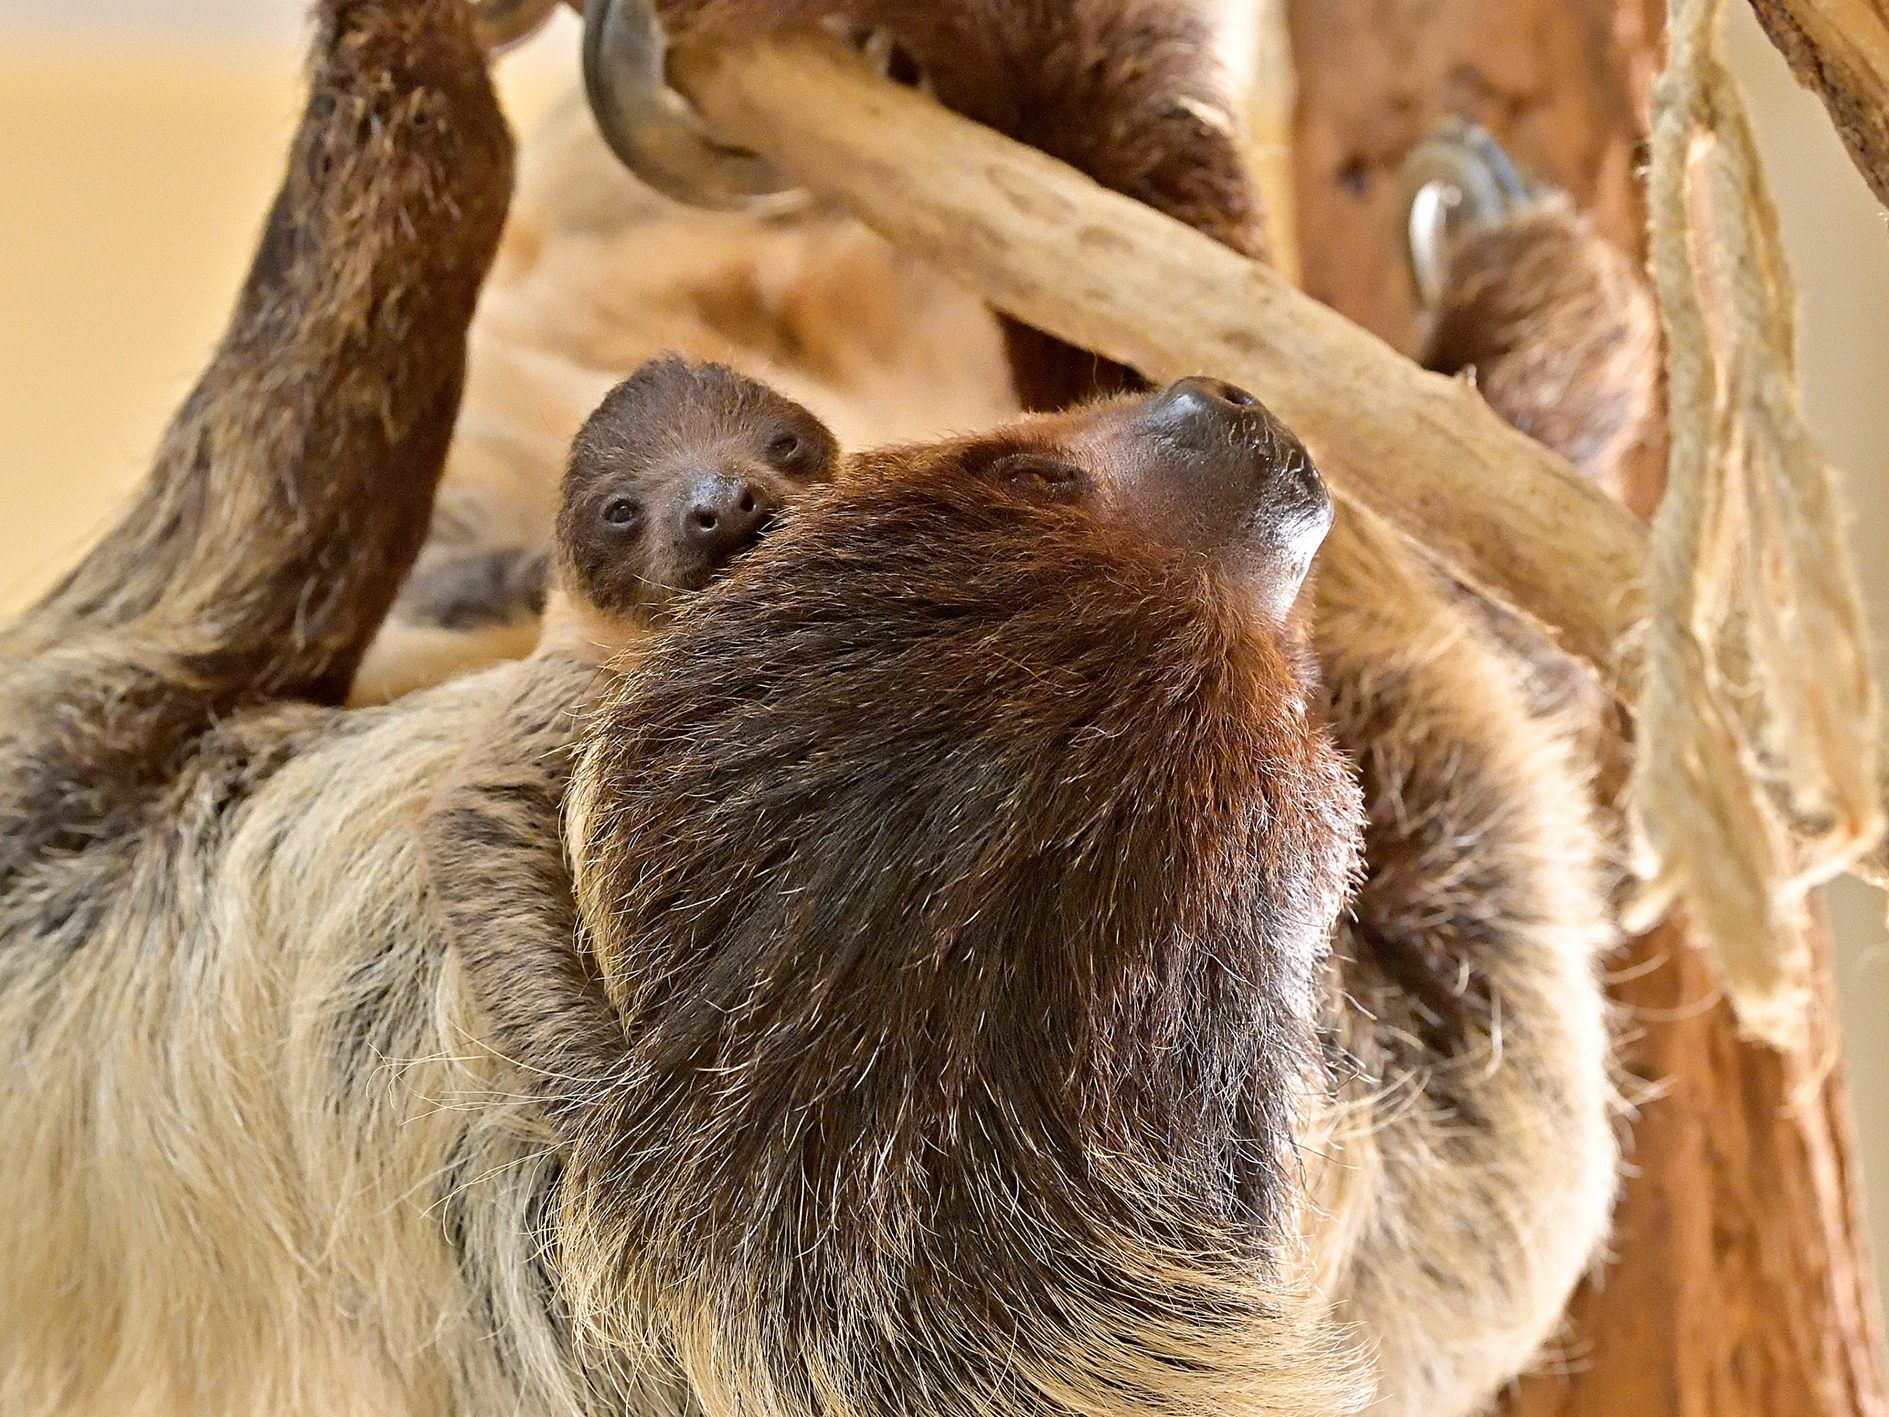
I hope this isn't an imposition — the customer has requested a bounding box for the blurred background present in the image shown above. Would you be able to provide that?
[2,0,1886,1294]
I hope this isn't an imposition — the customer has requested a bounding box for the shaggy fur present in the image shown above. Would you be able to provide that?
[0,1,1651,1414]
[432,392,1368,1416]
[422,422,1626,1417]
[1420,198,1658,496]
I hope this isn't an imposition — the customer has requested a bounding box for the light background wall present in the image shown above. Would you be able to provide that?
[2,0,1886,1294]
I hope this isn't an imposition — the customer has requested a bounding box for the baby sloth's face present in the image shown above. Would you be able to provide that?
[558,357,839,620]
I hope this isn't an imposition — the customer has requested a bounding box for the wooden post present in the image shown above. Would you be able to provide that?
[1222,0,1302,284]
[1286,3,1888,1411]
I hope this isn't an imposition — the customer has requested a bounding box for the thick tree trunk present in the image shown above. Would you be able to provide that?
[1287,4,1889,1413]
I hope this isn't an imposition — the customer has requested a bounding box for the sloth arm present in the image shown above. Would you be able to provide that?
[0,0,513,867]
[423,653,629,1114]
[1420,199,1655,487]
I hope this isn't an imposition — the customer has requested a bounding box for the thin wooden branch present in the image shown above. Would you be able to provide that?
[670,30,1651,689]
[1747,0,1889,208]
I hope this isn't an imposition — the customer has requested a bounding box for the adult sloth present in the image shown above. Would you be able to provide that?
[0,0,1647,1413]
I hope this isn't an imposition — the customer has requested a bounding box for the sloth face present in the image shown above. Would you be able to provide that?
[883,373,1334,619]
[557,357,840,621]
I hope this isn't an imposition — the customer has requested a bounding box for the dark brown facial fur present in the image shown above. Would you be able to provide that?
[558,357,839,620]
[550,385,1362,1415]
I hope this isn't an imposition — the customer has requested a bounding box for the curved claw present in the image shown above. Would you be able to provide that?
[581,0,802,212]
[1400,118,1539,309]
[471,0,568,53]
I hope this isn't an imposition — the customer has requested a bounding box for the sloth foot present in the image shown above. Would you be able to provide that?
[1400,118,1548,311]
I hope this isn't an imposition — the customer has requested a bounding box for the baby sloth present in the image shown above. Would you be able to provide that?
[426,358,840,1117]
[540,355,839,662]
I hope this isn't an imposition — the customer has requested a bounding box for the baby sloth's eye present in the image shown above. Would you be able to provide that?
[993,454,1088,500]
[601,496,641,529]
[766,431,804,466]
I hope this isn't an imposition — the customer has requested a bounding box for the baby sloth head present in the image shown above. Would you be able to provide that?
[557,356,839,622]
[563,377,1364,1417]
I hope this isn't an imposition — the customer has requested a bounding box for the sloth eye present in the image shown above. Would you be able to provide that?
[766,432,804,466]
[993,454,1088,499]
[601,496,641,528]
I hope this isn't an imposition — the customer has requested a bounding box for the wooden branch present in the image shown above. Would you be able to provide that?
[669,31,1651,687]
[1748,0,1889,209]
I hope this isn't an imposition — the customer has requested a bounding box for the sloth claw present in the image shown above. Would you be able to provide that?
[580,0,803,212]
[470,0,565,53]
[1401,118,1544,310]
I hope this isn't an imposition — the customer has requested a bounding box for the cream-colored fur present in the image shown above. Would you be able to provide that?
[1311,509,1618,1414]
[0,79,1617,1417]
[0,669,670,1416]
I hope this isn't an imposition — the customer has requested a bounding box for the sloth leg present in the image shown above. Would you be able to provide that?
[1408,124,1657,492]
[423,659,629,1117]
[950,0,1266,411]
[1401,125,1655,715]
[9,0,513,710]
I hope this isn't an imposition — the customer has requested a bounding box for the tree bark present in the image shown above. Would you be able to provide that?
[1287,4,1888,1413]
[1746,0,1889,209]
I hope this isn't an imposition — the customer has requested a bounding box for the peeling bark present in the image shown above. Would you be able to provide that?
[1747,0,1889,209]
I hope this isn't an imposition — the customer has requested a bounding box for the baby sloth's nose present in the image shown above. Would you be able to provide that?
[682,473,776,564]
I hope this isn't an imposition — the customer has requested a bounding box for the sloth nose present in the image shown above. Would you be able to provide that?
[682,474,776,563]
[1141,376,1290,477]
[1137,377,1332,613]
[1157,376,1262,425]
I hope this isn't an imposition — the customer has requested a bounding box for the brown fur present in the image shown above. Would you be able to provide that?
[421,198,1650,1416]
[531,356,838,665]
[1421,198,1658,495]
[360,0,1267,697]
[0,2,1653,1414]
[430,387,1367,1416]
[555,357,838,625]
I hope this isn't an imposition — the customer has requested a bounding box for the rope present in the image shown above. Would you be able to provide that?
[1629,0,1883,1046]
